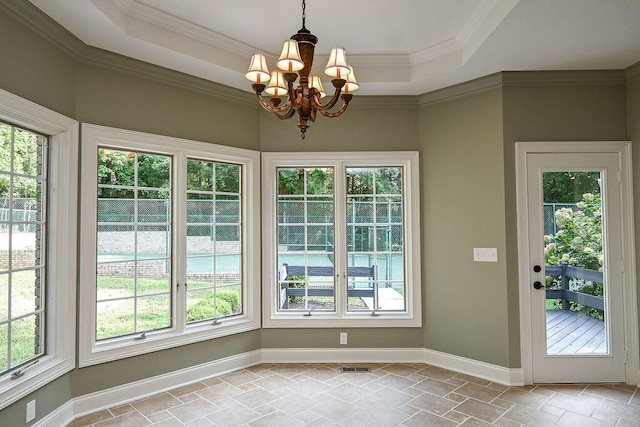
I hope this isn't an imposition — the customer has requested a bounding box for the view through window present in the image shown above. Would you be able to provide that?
[0,121,47,375]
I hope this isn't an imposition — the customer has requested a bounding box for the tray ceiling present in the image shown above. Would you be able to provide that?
[29,0,640,95]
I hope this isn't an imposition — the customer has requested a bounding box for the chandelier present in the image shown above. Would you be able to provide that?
[245,0,358,139]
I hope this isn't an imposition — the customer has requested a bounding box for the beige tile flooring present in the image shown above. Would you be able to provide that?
[67,363,640,427]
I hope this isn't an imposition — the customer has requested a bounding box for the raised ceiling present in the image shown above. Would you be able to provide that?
[29,0,640,95]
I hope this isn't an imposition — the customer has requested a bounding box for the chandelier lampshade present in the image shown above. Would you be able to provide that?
[277,40,304,72]
[245,0,358,138]
[324,47,350,79]
[245,54,270,83]
[309,75,326,98]
[344,66,359,94]
[264,71,287,97]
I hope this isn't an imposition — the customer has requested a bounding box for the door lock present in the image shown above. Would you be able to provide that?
[533,265,542,273]
[533,281,545,289]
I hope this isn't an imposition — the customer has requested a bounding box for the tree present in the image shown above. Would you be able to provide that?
[1,122,42,198]
[543,172,600,203]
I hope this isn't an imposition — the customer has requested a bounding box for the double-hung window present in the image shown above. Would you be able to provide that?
[79,125,260,366]
[0,89,78,409]
[262,152,421,327]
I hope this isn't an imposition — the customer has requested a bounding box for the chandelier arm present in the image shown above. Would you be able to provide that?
[275,106,297,120]
[310,79,347,111]
[310,90,342,111]
[256,93,292,113]
[318,94,353,118]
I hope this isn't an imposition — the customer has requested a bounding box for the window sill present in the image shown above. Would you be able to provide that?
[0,356,74,410]
[262,312,422,328]
[79,316,259,367]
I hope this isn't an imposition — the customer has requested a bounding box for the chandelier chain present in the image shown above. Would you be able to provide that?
[301,0,306,30]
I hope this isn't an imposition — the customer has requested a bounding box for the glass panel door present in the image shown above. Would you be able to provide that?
[526,152,625,383]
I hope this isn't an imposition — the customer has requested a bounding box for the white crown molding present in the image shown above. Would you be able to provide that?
[87,0,519,87]
[457,0,520,63]
[625,60,640,83]
[418,72,503,106]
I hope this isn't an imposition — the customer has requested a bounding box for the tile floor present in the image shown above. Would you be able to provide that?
[67,363,640,427]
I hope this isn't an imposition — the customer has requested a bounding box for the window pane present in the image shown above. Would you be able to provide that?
[0,122,46,375]
[187,159,213,192]
[11,315,39,366]
[138,154,170,189]
[215,163,240,193]
[277,168,335,311]
[98,149,135,186]
[186,159,243,324]
[97,299,134,340]
[96,149,173,339]
[347,167,405,312]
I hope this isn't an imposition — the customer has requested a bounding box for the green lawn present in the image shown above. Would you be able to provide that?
[96,276,241,339]
[0,270,41,372]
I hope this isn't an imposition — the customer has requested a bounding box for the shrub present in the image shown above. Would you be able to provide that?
[186,290,239,322]
[544,192,604,319]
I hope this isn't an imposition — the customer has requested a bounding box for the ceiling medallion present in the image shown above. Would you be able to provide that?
[245,0,358,139]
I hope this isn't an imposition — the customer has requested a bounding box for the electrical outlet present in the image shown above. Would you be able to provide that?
[26,400,36,423]
[473,247,498,262]
[340,332,348,345]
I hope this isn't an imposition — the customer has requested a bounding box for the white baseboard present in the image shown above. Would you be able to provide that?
[35,400,74,427]
[260,347,426,364]
[37,347,522,426]
[424,348,524,386]
[61,350,261,426]
[261,348,523,386]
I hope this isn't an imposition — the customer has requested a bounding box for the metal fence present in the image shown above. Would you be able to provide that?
[544,203,578,236]
[3,199,578,242]
[0,198,39,231]
[277,199,404,252]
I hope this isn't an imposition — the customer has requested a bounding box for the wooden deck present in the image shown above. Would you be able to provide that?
[546,310,606,355]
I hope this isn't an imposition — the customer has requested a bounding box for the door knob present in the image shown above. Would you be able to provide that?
[533,265,542,273]
[533,281,544,289]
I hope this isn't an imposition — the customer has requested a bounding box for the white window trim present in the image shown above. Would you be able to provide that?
[79,124,260,367]
[0,89,78,409]
[262,151,422,328]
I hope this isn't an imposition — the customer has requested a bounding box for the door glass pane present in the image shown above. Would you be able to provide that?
[346,167,405,312]
[276,168,335,311]
[543,171,606,355]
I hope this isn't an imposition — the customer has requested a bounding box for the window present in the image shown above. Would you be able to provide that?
[0,121,47,374]
[0,89,78,409]
[262,152,421,327]
[79,125,259,366]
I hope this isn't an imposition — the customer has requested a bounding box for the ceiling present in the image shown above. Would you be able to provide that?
[29,0,640,96]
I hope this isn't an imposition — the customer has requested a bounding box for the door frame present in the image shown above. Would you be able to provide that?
[515,141,638,385]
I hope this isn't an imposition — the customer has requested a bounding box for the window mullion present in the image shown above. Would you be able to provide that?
[173,151,187,333]
[333,162,347,317]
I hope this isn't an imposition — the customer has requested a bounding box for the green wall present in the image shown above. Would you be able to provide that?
[0,1,638,425]
[419,84,510,366]
[260,96,419,151]
[626,63,640,356]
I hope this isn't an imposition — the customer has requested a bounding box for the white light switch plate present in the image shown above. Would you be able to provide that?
[473,248,498,262]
